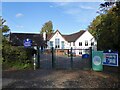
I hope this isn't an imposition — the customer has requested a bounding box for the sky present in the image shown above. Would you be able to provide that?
[2,2,102,34]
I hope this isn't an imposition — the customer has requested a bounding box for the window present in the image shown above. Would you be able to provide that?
[79,42,82,46]
[73,42,75,46]
[55,38,60,49]
[61,41,64,49]
[79,50,82,54]
[70,42,71,46]
[79,52,82,54]
[85,40,88,46]
[91,42,94,46]
[50,41,53,48]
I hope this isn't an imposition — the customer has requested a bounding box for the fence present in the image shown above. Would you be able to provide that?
[36,47,92,70]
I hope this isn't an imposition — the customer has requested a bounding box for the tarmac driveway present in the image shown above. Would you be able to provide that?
[2,69,119,88]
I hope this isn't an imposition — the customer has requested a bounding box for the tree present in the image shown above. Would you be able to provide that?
[88,1,119,52]
[0,17,10,64]
[88,14,106,39]
[0,16,10,34]
[40,20,54,34]
[1,17,34,70]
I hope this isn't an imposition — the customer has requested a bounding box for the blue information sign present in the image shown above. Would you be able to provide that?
[23,38,32,47]
[82,54,89,59]
[103,52,118,66]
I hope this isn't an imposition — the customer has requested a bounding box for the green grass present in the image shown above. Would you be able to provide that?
[2,60,33,70]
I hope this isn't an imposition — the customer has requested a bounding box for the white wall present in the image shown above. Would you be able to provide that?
[47,30,97,55]
[48,31,69,49]
[75,30,96,55]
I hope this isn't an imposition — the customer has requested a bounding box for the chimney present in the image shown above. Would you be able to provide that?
[43,32,46,41]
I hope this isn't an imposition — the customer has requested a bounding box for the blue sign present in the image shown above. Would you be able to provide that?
[103,52,118,66]
[23,38,32,47]
[82,54,89,59]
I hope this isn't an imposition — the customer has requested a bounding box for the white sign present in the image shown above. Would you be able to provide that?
[23,39,32,47]
[103,52,118,66]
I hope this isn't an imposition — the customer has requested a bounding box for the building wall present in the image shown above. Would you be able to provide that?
[75,30,97,55]
[47,31,69,49]
[47,30,97,55]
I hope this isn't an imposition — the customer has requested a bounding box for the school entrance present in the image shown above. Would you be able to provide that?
[39,47,92,70]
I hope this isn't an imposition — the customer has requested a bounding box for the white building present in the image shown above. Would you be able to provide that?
[44,30,97,55]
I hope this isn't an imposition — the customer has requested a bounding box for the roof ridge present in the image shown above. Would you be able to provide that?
[11,33,41,35]
[62,30,85,36]
[62,30,86,42]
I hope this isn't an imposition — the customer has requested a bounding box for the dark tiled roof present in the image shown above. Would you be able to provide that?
[10,33,45,46]
[62,30,85,42]
[10,30,86,46]
[46,33,54,41]
[46,30,60,40]
[46,30,85,42]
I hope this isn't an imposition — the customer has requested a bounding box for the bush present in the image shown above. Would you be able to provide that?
[2,39,36,70]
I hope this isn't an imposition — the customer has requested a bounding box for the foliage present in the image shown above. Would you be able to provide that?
[88,1,120,52]
[1,17,36,70]
[2,39,36,70]
[0,16,10,33]
[2,60,33,70]
[2,39,36,63]
[40,20,54,34]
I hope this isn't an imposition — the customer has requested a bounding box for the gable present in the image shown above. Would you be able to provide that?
[49,31,66,42]
[75,30,94,42]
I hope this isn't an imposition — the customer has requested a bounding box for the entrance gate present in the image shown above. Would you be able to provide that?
[39,47,92,70]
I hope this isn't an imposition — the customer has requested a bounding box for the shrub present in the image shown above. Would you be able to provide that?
[2,39,36,70]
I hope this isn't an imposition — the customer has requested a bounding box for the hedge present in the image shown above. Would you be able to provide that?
[2,45,36,63]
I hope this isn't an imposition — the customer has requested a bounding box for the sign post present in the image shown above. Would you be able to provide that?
[92,51,103,71]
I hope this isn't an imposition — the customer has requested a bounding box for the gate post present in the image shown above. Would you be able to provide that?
[33,54,36,70]
[37,46,40,69]
[70,47,73,69]
[52,47,55,68]
[89,47,92,69]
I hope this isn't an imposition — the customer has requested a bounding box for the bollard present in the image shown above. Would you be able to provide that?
[70,47,73,69]
[33,54,36,70]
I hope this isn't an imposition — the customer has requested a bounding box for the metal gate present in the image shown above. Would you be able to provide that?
[39,49,52,69]
[39,47,92,70]
[55,48,92,70]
